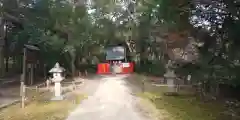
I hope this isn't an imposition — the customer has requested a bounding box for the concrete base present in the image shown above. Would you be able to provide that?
[51,96,64,101]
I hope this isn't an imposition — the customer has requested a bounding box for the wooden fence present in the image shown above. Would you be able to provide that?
[19,78,80,108]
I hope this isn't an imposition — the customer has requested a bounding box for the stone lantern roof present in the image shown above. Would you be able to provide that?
[49,62,65,73]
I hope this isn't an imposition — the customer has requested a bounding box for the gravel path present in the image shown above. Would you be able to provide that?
[66,75,151,120]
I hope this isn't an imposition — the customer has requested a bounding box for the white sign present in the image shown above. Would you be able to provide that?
[106,46,125,60]
[122,63,130,67]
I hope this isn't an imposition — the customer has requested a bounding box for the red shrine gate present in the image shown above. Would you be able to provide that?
[97,46,134,74]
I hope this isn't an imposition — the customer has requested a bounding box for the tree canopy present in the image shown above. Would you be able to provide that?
[1,0,240,88]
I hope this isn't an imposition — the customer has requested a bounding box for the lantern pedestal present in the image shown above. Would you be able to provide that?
[51,81,64,101]
[166,77,175,93]
[164,70,176,93]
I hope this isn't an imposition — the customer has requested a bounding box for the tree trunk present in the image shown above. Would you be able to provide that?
[0,47,5,77]
[70,51,76,78]
[5,54,9,73]
[0,16,5,77]
[71,58,75,78]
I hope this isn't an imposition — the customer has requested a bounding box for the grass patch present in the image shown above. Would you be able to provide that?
[138,84,224,120]
[131,74,224,120]
[0,92,86,120]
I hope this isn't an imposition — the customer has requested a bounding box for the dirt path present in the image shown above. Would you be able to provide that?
[66,75,154,120]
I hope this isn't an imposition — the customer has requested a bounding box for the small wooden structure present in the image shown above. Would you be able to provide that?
[22,44,40,85]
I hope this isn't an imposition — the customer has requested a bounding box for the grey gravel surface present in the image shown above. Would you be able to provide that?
[66,75,151,120]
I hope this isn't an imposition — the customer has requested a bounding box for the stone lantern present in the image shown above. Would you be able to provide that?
[164,69,176,93]
[49,62,65,100]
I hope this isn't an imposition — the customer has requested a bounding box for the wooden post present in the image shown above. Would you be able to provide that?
[78,71,81,77]
[142,78,145,92]
[46,79,50,90]
[35,86,38,92]
[85,70,88,76]
[20,81,24,97]
[43,64,46,79]
[124,47,127,62]
[72,81,76,90]
[20,82,25,108]
[22,48,27,83]
[20,47,27,108]
[30,64,34,85]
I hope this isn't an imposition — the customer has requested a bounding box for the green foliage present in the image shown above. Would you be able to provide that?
[4,0,240,88]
